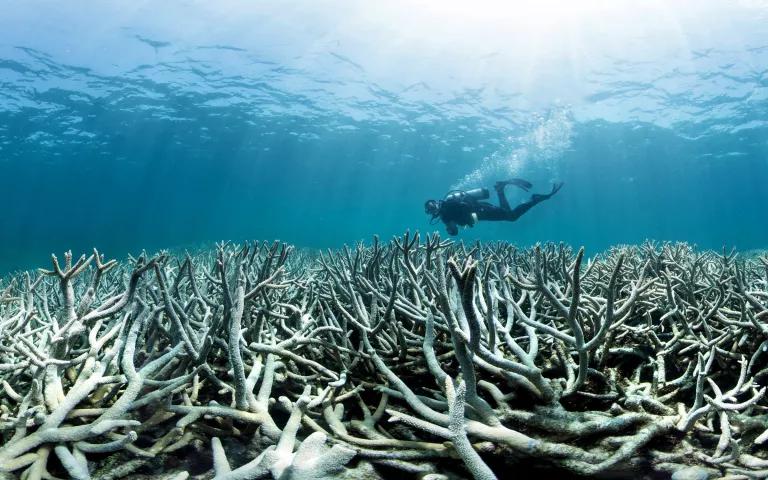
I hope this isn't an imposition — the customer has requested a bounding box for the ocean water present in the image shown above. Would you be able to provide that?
[1,0,767,274]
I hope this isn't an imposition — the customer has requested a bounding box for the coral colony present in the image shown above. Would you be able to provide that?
[1,233,768,479]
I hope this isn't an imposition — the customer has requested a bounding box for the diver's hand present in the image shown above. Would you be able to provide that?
[470,212,478,226]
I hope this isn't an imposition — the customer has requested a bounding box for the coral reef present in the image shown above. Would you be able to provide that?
[1,234,768,479]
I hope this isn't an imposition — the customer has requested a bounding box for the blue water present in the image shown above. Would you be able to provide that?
[1,1,767,273]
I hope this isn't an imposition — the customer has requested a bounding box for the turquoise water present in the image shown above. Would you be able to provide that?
[1,1,767,273]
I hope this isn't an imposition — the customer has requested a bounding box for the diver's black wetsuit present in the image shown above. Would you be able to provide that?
[440,188,537,224]
[434,181,562,236]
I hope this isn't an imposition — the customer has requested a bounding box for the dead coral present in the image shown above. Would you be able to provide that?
[0,237,767,479]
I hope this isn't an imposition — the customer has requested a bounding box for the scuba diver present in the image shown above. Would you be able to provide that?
[424,179,564,236]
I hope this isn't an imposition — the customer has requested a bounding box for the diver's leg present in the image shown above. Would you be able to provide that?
[503,199,539,221]
[503,182,564,221]
[531,182,564,202]
[494,178,537,210]
[494,183,513,211]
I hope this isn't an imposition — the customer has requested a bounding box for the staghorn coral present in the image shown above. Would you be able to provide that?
[0,235,767,479]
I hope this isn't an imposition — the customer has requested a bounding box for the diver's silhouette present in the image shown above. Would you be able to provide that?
[424,179,563,236]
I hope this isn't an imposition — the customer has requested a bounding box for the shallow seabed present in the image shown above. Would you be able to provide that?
[1,235,767,480]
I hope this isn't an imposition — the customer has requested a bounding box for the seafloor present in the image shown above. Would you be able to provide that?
[1,234,768,480]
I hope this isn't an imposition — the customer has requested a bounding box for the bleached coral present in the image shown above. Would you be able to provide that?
[0,237,767,479]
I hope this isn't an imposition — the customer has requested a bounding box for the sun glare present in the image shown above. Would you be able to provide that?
[410,0,603,28]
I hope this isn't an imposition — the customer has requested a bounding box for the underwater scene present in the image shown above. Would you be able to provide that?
[1,1,768,479]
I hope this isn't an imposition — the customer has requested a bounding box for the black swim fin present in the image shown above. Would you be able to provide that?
[495,178,532,191]
[531,182,564,202]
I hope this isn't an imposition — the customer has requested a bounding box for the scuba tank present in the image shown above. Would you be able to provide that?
[445,187,489,202]
[464,187,490,200]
